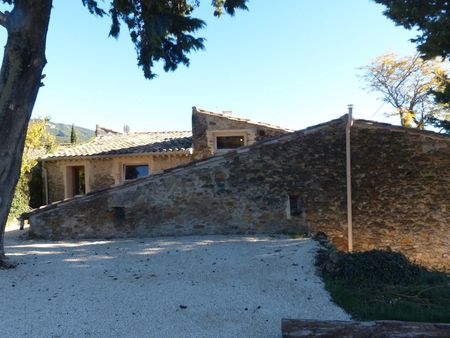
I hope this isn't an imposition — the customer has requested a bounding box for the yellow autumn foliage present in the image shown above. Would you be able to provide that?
[21,118,56,175]
[9,119,55,221]
[361,53,449,129]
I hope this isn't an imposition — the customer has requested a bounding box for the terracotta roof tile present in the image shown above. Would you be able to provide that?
[42,131,192,159]
[26,147,49,160]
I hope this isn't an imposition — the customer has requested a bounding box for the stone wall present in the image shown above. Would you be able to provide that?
[89,159,116,191]
[307,121,449,270]
[29,116,348,241]
[29,116,450,270]
[43,154,191,203]
[350,122,450,270]
[192,107,290,160]
[44,161,65,203]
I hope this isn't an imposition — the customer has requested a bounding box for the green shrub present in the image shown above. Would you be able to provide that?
[8,174,31,222]
[316,243,450,323]
[323,249,446,286]
[29,162,44,208]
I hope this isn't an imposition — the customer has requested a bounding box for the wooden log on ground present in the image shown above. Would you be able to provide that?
[282,319,450,338]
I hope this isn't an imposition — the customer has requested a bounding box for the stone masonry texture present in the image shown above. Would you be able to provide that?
[28,117,450,271]
[192,108,290,160]
[350,121,449,271]
[43,154,191,203]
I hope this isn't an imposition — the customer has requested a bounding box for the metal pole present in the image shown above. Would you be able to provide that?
[346,105,354,252]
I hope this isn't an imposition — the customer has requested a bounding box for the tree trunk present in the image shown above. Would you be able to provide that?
[282,319,450,337]
[0,0,52,266]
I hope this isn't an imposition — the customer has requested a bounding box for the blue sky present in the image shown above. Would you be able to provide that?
[2,0,418,132]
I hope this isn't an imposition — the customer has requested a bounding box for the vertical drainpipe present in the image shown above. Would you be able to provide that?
[346,105,354,252]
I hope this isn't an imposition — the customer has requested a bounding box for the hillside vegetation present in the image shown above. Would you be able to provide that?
[45,121,95,144]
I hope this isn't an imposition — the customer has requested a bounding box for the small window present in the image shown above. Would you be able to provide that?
[216,136,245,150]
[124,164,149,180]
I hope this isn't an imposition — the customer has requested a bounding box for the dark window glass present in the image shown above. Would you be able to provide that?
[216,136,245,149]
[125,165,149,180]
[289,195,302,217]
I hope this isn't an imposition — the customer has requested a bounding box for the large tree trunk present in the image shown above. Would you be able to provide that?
[0,0,52,266]
[282,319,450,337]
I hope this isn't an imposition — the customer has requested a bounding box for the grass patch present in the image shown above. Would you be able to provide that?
[281,230,308,239]
[315,239,450,323]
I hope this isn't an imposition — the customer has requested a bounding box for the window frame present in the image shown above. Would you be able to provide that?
[212,131,248,153]
[123,163,150,181]
[65,164,87,199]
[286,194,303,219]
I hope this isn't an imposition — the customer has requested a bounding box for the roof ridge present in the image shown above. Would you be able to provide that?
[192,106,294,132]
[353,119,450,141]
[98,130,192,134]
[127,130,192,134]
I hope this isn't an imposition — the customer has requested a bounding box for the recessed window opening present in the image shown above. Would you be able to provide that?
[113,206,126,224]
[67,165,85,198]
[124,164,149,180]
[289,194,302,217]
[216,136,245,150]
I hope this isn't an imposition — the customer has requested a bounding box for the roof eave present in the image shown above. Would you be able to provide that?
[40,149,192,162]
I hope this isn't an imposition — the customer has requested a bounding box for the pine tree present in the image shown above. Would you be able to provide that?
[70,124,78,144]
[374,0,450,105]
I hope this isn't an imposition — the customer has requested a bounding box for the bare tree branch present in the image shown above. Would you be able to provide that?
[361,53,448,128]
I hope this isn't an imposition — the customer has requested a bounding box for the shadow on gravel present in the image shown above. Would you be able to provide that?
[5,228,310,270]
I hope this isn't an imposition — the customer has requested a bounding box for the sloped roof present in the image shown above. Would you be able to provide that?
[95,124,121,136]
[24,114,450,219]
[193,107,294,132]
[24,115,347,217]
[26,147,50,160]
[42,131,192,160]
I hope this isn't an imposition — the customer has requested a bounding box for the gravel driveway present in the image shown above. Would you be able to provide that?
[1,225,348,337]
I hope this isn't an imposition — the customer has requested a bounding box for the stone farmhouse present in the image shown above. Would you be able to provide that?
[25,107,450,271]
[40,107,290,203]
[41,128,192,204]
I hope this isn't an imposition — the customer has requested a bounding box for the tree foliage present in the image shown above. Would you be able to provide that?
[374,0,450,106]
[429,116,450,134]
[9,119,55,221]
[70,123,78,144]
[1,0,248,79]
[80,0,248,78]
[21,118,55,175]
[374,0,450,58]
[361,53,449,129]
[0,0,248,261]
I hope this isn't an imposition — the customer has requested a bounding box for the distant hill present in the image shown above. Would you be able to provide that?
[46,122,95,144]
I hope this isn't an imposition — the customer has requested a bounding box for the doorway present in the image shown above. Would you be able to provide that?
[67,166,86,197]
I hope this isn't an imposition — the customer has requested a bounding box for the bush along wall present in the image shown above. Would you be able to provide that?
[315,233,450,323]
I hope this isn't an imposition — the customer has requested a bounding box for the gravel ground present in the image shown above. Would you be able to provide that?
[1,225,349,337]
